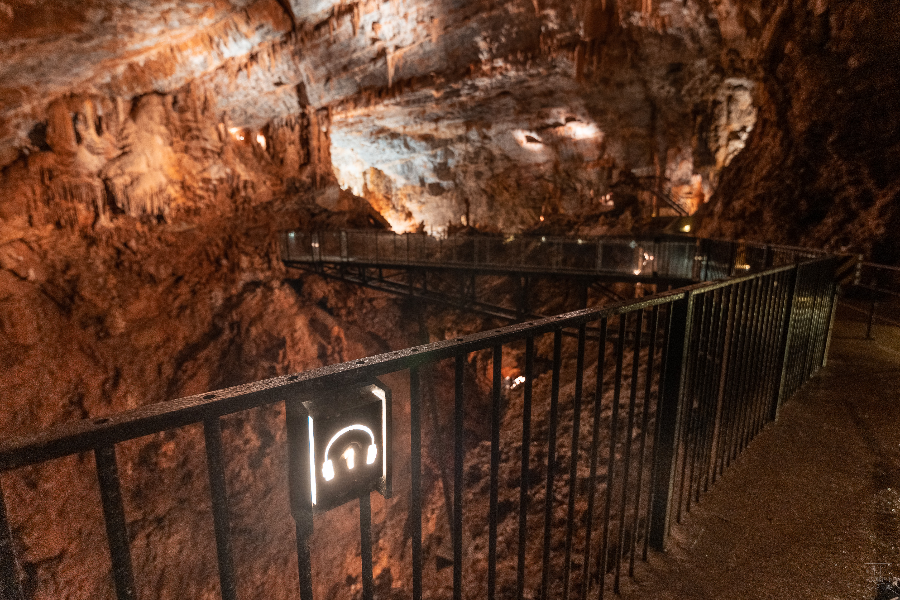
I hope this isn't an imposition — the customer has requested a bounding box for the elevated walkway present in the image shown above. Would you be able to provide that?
[619,306,900,600]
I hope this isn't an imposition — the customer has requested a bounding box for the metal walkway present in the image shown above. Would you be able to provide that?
[280,230,827,320]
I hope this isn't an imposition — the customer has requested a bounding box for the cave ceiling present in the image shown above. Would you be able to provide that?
[1,0,897,254]
[0,0,758,169]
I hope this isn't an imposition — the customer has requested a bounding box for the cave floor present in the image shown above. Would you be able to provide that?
[617,303,900,600]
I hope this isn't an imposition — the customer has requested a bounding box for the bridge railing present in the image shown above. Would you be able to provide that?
[281,230,829,285]
[0,250,840,600]
[282,230,704,280]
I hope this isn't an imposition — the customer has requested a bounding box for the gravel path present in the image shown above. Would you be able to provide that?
[617,305,900,600]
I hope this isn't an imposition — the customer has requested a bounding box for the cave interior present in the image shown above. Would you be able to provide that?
[0,0,898,599]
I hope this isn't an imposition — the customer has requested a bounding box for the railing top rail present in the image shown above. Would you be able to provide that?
[862,261,900,272]
[0,257,818,473]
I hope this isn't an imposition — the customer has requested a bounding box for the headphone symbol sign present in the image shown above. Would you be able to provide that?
[322,424,378,482]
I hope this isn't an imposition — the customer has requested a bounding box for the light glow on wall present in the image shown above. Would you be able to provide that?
[228,127,245,141]
[513,129,544,150]
[563,121,600,140]
[256,133,267,150]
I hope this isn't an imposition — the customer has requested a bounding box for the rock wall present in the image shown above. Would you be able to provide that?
[697,0,900,262]
[0,84,335,229]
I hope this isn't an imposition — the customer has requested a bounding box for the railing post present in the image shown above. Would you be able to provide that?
[771,263,801,421]
[649,291,694,551]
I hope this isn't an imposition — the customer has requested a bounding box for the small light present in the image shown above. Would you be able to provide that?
[634,269,642,275]
[682,225,691,233]
[322,459,335,481]
[539,216,545,222]
[256,134,267,150]
[366,444,377,465]
[541,236,547,242]
[510,375,526,389]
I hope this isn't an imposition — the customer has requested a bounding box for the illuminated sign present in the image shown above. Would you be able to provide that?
[287,379,391,531]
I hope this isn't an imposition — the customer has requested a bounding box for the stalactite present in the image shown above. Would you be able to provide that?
[386,49,396,89]
[351,3,361,37]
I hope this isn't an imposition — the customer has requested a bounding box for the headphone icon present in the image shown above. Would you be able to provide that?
[322,424,378,482]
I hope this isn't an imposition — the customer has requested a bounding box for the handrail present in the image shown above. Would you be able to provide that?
[0,234,844,600]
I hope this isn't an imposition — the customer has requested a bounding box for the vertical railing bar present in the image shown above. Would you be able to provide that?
[736,277,763,456]
[409,367,423,600]
[766,271,789,419]
[648,292,693,551]
[638,305,661,563]
[0,477,23,600]
[360,494,374,600]
[796,266,813,395]
[517,337,535,600]
[732,278,759,461]
[765,269,791,424]
[682,293,711,514]
[724,281,751,468]
[787,268,807,399]
[675,292,705,519]
[691,290,719,505]
[694,290,718,501]
[597,315,627,600]
[753,275,781,437]
[808,265,825,377]
[562,325,587,600]
[821,265,840,368]
[580,318,608,600]
[694,289,719,499]
[632,305,666,561]
[95,445,138,600]
[712,285,738,482]
[295,524,314,600]
[703,287,730,492]
[811,266,832,374]
[801,270,819,381]
[203,417,238,600]
[746,276,770,441]
[540,329,564,600]
[488,347,502,600]
[773,264,801,420]
[614,309,642,593]
[723,280,752,465]
[453,354,465,600]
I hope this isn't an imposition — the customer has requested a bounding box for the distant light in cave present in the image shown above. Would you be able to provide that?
[562,121,600,140]
[228,127,245,142]
[682,224,692,233]
[256,134,267,150]
[539,216,545,222]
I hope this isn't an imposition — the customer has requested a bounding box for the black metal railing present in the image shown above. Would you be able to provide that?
[280,231,826,284]
[0,238,841,600]
[844,261,900,338]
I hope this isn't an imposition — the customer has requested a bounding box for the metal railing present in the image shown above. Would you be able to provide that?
[845,261,900,338]
[0,238,841,600]
[280,230,827,284]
